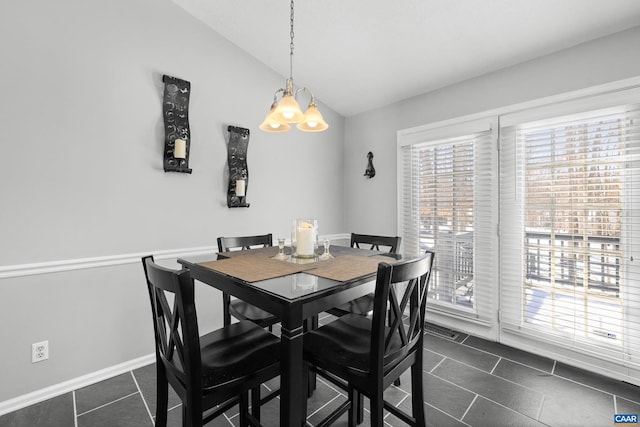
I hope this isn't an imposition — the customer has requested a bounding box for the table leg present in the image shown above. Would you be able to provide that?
[280,318,305,426]
[305,315,318,397]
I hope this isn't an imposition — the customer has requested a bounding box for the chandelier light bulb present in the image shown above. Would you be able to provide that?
[273,91,304,124]
[259,102,291,132]
[297,102,328,132]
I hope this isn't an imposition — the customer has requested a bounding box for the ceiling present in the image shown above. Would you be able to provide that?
[172,0,640,117]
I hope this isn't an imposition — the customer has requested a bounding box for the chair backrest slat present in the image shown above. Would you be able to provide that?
[371,251,435,372]
[218,234,273,252]
[142,255,201,394]
[351,233,401,254]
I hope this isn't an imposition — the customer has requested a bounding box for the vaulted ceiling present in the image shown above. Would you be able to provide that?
[173,0,640,117]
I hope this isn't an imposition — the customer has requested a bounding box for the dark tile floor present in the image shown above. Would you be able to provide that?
[2,316,639,426]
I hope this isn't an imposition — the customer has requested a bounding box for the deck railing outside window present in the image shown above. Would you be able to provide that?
[524,232,620,295]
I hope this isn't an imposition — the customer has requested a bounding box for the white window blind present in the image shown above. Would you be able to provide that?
[500,103,640,374]
[399,119,497,324]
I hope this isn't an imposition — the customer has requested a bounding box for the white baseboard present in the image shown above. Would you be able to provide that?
[0,354,155,417]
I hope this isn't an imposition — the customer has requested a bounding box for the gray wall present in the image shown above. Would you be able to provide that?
[0,0,345,402]
[343,26,640,235]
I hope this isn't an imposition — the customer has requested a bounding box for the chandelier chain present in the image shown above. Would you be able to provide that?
[289,0,295,79]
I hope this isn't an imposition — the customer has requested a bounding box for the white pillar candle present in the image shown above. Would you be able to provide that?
[296,222,316,256]
[174,139,186,159]
[235,179,246,197]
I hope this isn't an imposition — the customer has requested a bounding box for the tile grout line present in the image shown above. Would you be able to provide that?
[489,356,502,374]
[424,400,473,427]
[130,370,154,425]
[72,391,78,427]
[223,412,235,426]
[306,388,345,420]
[76,391,140,417]
[306,374,364,423]
[459,393,478,422]
[428,355,447,374]
[536,394,546,421]
[428,367,545,424]
[426,333,556,375]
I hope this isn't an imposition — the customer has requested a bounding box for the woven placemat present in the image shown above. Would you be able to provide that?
[305,254,392,281]
[198,255,313,282]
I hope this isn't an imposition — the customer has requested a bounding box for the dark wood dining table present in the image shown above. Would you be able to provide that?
[178,245,394,426]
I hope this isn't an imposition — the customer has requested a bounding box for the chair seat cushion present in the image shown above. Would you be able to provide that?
[304,314,400,375]
[200,321,280,388]
[229,299,278,324]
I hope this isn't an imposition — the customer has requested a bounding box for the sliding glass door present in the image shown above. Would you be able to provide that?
[399,85,640,382]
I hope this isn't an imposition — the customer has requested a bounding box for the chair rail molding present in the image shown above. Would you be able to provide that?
[0,234,350,279]
[0,246,217,279]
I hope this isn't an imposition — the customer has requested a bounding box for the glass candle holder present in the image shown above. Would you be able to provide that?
[319,238,334,260]
[274,238,287,260]
[291,219,318,258]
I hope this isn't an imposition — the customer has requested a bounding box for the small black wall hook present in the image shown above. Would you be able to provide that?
[364,151,376,179]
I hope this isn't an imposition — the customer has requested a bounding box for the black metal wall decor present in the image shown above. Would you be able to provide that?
[226,125,250,208]
[162,74,192,173]
[364,151,376,179]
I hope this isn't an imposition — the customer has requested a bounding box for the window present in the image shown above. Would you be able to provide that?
[398,118,497,325]
[416,137,475,307]
[500,100,640,377]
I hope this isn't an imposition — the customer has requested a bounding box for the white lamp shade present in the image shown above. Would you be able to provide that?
[272,94,304,123]
[259,106,291,132]
[297,104,329,132]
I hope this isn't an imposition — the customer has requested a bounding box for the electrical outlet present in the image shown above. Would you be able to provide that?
[32,341,49,363]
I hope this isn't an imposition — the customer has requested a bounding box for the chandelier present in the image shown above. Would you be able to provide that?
[259,0,328,133]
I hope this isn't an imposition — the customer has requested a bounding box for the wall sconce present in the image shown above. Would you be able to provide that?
[364,151,376,179]
[162,74,192,174]
[227,125,250,208]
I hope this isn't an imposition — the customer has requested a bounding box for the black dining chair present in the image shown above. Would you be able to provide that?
[326,233,402,318]
[350,233,401,253]
[141,255,280,427]
[217,234,280,330]
[303,251,435,426]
